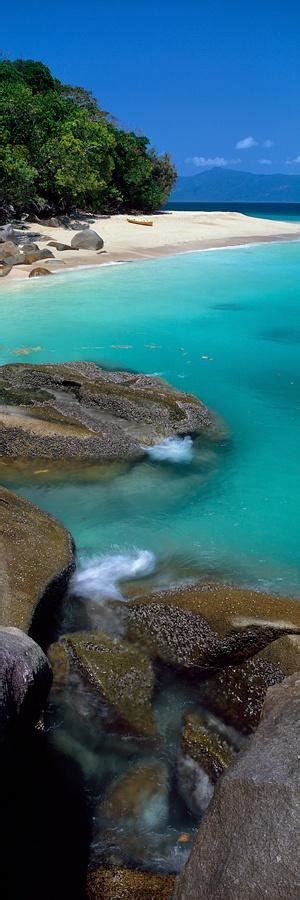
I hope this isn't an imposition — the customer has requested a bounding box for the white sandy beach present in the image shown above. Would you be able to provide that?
[3,211,300,281]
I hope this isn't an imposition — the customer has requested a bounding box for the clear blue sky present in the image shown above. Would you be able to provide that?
[2,1,300,175]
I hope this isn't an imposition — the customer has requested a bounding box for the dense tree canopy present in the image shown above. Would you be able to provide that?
[0,59,176,215]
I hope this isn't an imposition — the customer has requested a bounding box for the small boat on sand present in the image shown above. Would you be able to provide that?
[127,218,153,226]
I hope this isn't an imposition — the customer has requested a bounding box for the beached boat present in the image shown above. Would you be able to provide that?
[127,217,154,226]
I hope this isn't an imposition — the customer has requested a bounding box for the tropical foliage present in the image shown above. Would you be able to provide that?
[0,59,176,215]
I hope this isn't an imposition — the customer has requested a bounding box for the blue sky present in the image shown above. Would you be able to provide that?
[2,1,300,175]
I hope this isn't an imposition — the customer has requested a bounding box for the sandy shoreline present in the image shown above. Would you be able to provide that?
[2,211,300,282]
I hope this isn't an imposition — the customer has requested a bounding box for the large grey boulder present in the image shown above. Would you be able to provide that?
[70,229,104,250]
[173,674,300,900]
[0,241,18,259]
[0,627,52,741]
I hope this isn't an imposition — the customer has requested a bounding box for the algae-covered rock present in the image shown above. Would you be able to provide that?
[126,598,299,674]
[86,866,175,900]
[177,711,234,816]
[127,585,300,673]
[0,485,74,637]
[203,657,284,734]
[174,675,300,900]
[0,361,217,461]
[100,761,169,829]
[29,266,52,277]
[0,627,52,741]
[62,631,155,736]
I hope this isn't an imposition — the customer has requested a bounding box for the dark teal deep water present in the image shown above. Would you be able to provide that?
[1,241,300,595]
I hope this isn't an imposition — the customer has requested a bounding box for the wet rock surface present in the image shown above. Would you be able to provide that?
[177,712,234,817]
[99,761,169,828]
[61,631,156,736]
[203,656,284,734]
[0,485,74,636]
[0,627,52,741]
[0,361,217,461]
[86,865,175,899]
[126,598,299,673]
[127,584,300,673]
[174,674,300,900]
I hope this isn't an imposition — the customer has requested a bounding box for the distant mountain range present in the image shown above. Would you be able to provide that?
[169,168,300,203]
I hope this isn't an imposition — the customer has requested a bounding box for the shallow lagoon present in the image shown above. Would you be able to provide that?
[1,240,300,596]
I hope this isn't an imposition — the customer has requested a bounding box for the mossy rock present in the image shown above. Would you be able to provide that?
[0,361,218,461]
[61,631,155,736]
[0,486,74,639]
[127,585,300,674]
[86,866,175,900]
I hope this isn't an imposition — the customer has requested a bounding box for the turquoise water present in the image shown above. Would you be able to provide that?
[1,241,300,595]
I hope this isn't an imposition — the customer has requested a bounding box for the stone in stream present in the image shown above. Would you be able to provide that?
[176,711,235,817]
[0,361,218,461]
[71,228,104,250]
[0,224,16,243]
[173,674,300,900]
[61,631,155,736]
[126,583,300,675]
[0,627,52,741]
[99,761,169,829]
[86,866,175,900]
[0,485,75,640]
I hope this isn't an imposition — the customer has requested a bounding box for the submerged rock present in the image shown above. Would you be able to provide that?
[127,584,300,673]
[203,656,284,734]
[99,761,169,830]
[177,712,233,816]
[86,865,175,900]
[0,627,52,741]
[174,674,300,900]
[70,229,104,250]
[0,361,217,461]
[0,485,74,637]
[61,631,155,736]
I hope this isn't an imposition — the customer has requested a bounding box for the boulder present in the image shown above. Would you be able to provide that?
[71,229,104,250]
[0,224,16,243]
[0,485,75,639]
[86,866,175,900]
[99,761,169,829]
[0,627,52,741]
[61,631,155,736]
[29,267,52,278]
[177,712,234,816]
[127,584,300,674]
[0,361,217,461]
[20,242,39,253]
[0,241,18,259]
[126,600,299,674]
[2,252,25,266]
[22,248,54,264]
[47,240,74,251]
[173,674,300,900]
[0,265,12,278]
[202,656,284,733]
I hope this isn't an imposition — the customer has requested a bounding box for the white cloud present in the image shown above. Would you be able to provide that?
[286,156,300,165]
[262,139,274,148]
[186,156,241,168]
[258,158,272,165]
[236,136,258,149]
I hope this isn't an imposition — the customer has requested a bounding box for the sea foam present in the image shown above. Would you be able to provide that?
[70,548,155,600]
[145,435,193,463]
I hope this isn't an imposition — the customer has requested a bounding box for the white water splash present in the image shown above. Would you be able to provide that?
[70,549,155,601]
[145,435,193,464]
